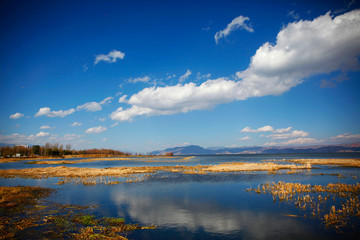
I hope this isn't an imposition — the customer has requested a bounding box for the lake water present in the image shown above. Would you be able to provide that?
[1,153,360,239]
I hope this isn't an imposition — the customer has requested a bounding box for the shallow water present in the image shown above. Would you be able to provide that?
[1,152,359,169]
[1,153,360,239]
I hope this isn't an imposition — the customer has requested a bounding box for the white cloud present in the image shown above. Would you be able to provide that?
[267,130,308,140]
[196,72,211,81]
[35,132,49,137]
[239,136,251,141]
[330,133,360,142]
[242,126,308,140]
[62,133,83,141]
[94,50,125,65]
[215,15,254,44]
[85,126,107,134]
[111,106,155,122]
[77,102,102,112]
[110,78,240,121]
[241,126,274,133]
[0,132,85,146]
[179,69,192,82]
[9,113,24,120]
[111,10,360,122]
[71,122,82,127]
[0,133,27,145]
[77,96,113,112]
[166,74,176,80]
[110,122,119,128]
[28,131,50,141]
[118,95,127,103]
[264,138,322,146]
[40,125,54,129]
[98,117,106,122]
[35,107,75,118]
[273,127,293,133]
[99,96,113,105]
[236,10,360,96]
[128,76,151,83]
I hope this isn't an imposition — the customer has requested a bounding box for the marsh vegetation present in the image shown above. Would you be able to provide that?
[0,186,155,239]
[1,155,360,239]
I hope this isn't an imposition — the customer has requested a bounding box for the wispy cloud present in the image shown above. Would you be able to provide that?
[196,72,211,82]
[215,15,253,44]
[242,125,309,141]
[82,64,88,72]
[35,107,75,118]
[9,113,24,120]
[267,130,308,140]
[264,138,322,146]
[241,126,274,133]
[287,10,300,20]
[77,96,113,112]
[40,125,55,129]
[128,76,151,83]
[110,10,360,122]
[179,70,192,82]
[334,0,356,14]
[118,95,127,103]
[85,126,107,134]
[76,102,102,112]
[239,136,250,141]
[330,133,360,142]
[71,122,82,127]
[0,132,85,146]
[33,132,50,137]
[94,50,125,65]
[320,73,349,88]
[99,96,113,105]
[110,122,119,128]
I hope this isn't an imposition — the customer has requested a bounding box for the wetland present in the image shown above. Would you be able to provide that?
[1,153,360,239]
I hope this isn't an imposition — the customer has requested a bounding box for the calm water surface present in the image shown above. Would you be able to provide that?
[1,153,360,239]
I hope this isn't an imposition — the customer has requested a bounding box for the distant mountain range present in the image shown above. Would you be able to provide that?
[151,143,360,155]
[0,143,15,147]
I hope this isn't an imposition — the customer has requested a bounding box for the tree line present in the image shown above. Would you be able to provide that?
[0,143,128,158]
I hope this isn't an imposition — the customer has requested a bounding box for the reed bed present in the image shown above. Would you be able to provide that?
[0,162,310,183]
[247,181,360,231]
[0,186,155,239]
[57,174,152,185]
[288,158,360,167]
[25,156,194,164]
[204,162,311,172]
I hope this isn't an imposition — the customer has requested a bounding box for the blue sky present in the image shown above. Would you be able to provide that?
[1,0,360,153]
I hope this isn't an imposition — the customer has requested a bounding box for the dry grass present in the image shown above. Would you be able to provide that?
[0,186,155,239]
[0,162,311,185]
[0,186,54,212]
[26,158,132,165]
[247,182,360,231]
[0,162,310,179]
[0,158,33,163]
[25,156,194,165]
[204,162,311,172]
[288,159,360,167]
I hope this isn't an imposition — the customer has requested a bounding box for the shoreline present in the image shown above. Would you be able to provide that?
[0,158,358,185]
